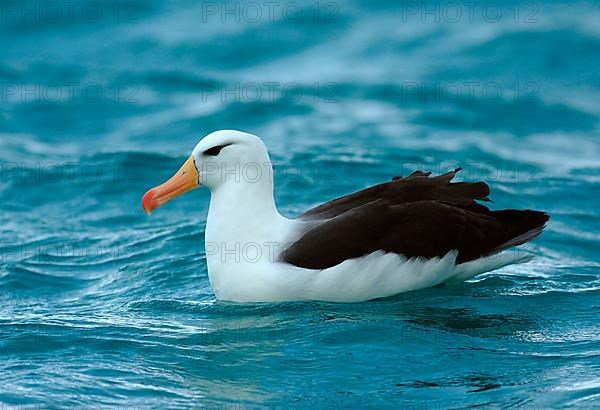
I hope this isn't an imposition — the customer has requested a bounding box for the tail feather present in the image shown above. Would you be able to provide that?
[487,210,549,256]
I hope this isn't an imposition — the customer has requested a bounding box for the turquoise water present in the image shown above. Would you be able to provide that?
[1,0,599,408]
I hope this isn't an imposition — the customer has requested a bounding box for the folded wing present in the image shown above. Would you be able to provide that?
[299,169,490,220]
[283,170,548,269]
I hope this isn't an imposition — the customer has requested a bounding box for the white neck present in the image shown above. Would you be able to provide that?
[205,165,295,254]
[204,166,301,299]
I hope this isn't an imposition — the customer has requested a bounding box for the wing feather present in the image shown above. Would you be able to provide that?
[284,170,548,269]
[298,168,490,220]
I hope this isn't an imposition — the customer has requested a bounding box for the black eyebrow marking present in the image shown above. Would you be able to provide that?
[203,143,233,156]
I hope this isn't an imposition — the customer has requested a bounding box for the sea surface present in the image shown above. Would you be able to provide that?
[1,0,599,408]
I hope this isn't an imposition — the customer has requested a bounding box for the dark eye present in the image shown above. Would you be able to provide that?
[203,143,232,156]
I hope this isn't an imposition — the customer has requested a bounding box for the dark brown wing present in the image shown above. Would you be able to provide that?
[299,168,491,220]
[284,170,549,269]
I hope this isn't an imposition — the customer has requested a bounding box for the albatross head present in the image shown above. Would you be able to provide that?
[142,130,272,214]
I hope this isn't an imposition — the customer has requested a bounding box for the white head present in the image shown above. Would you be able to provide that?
[142,130,274,214]
[191,130,272,191]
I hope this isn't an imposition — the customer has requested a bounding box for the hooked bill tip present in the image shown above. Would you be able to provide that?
[142,189,157,215]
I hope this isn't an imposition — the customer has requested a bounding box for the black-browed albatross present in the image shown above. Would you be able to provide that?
[142,130,549,302]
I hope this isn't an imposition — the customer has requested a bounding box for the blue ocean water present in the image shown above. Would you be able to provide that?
[1,0,599,408]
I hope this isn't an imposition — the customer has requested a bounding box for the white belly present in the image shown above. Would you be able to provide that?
[205,248,531,303]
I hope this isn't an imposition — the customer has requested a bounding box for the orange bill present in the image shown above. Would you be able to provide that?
[142,156,199,214]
